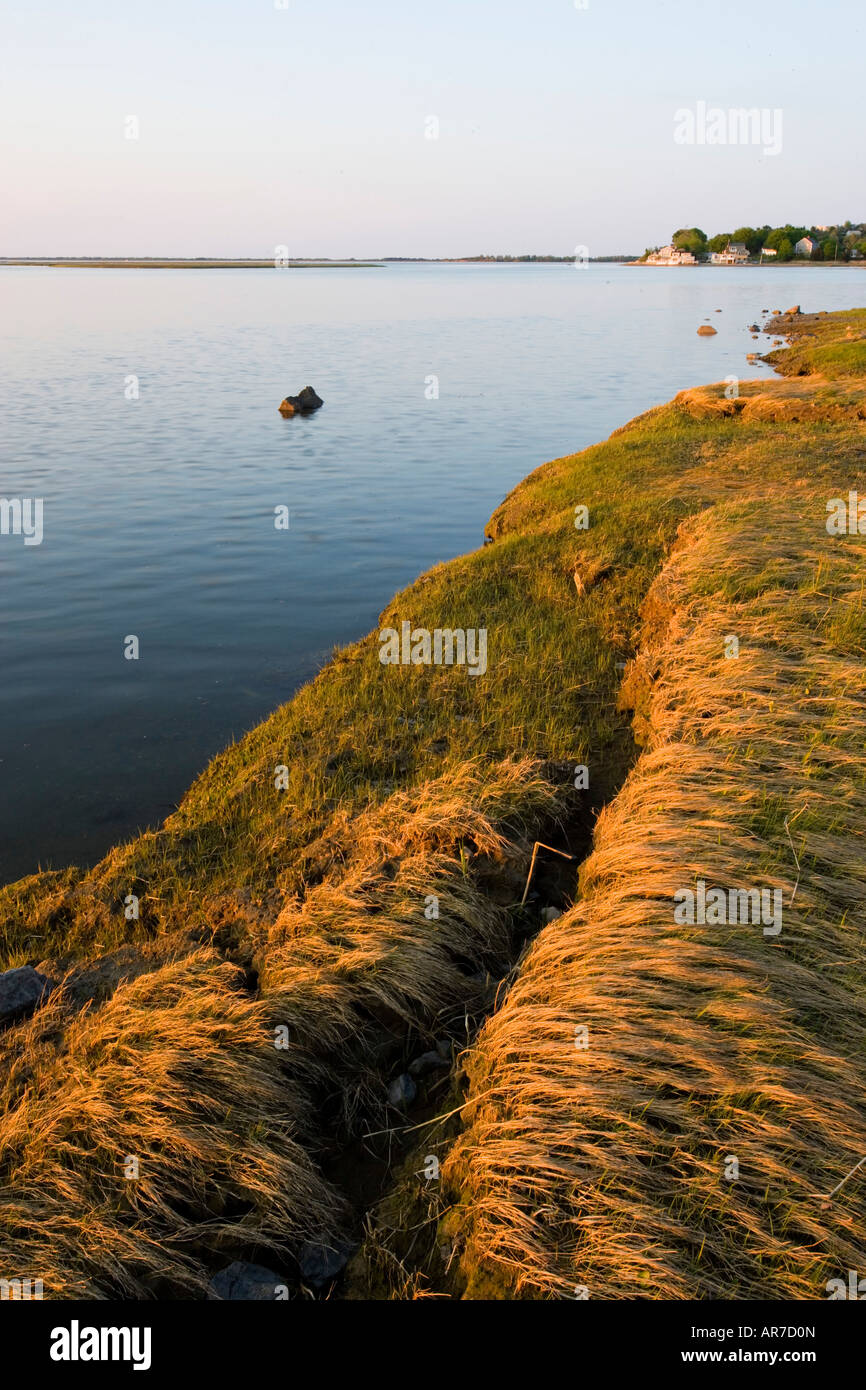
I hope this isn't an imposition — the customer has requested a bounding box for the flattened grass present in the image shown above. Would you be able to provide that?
[447,499,866,1299]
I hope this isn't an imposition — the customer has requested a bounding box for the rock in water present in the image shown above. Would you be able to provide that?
[208,1262,287,1300]
[278,386,324,415]
[785,305,801,316]
[0,965,52,1025]
[697,325,717,336]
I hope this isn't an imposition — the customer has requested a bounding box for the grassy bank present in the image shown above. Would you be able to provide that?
[1,307,864,1298]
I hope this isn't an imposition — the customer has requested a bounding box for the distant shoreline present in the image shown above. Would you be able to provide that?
[0,256,634,269]
[3,256,863,271]
[0,258,384,270]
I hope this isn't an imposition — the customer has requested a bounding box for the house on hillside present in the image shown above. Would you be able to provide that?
[710,242,750,265]
[646,245,697,265]
[795,236,819,257]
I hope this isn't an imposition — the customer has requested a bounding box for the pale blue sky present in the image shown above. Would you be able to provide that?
[1,0,862,256]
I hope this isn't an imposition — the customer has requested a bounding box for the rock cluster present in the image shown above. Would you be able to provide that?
[278,386,324,416]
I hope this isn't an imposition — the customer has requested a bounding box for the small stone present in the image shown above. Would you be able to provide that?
[0,966,52,1026]
[387,1072,417,1107]
[408,1050,449,1079]
[298,1241,353,1287]
[697,325,717,336]
[208,1261,287,1300]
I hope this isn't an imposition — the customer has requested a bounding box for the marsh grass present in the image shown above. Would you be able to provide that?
[446,498,866,1299]
[2,305,865,1298]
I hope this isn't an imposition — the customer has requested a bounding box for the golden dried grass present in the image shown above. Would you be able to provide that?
[447,500,866,1299]
[0,759,564,1296]
[258,757,565,1130]
[0,949,346,1298]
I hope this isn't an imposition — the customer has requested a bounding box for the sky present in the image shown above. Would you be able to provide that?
[1,0,863,258]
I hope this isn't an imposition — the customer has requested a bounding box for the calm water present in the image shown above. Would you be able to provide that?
[1,263,861,883]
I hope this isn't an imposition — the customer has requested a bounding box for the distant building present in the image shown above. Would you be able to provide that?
[795,236,819,257]
[760,246,778,257]
[646,244,697,265]
[710,242,750,265]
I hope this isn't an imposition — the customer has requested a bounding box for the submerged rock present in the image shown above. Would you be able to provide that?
[278,386,324,415]
[0,965,52,1026]
[208,1261,287,1300]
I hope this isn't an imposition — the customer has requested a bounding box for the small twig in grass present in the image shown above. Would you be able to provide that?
[520,841,576,906]
[363,1085,502,1141]
[783,814,803,905]
[813,1154,866,1202]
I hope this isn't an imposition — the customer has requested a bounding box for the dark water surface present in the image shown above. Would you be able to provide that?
[1,262,860,882]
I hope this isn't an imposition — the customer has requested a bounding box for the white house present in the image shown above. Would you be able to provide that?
[760,246,777,257]
[710,242,750,265]
[795,236,819,257]
[646,244,697,265]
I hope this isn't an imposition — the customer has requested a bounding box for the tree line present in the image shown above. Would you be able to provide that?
[648,223,866,261]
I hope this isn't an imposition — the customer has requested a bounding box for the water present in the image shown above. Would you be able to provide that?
[0,262,860,884]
